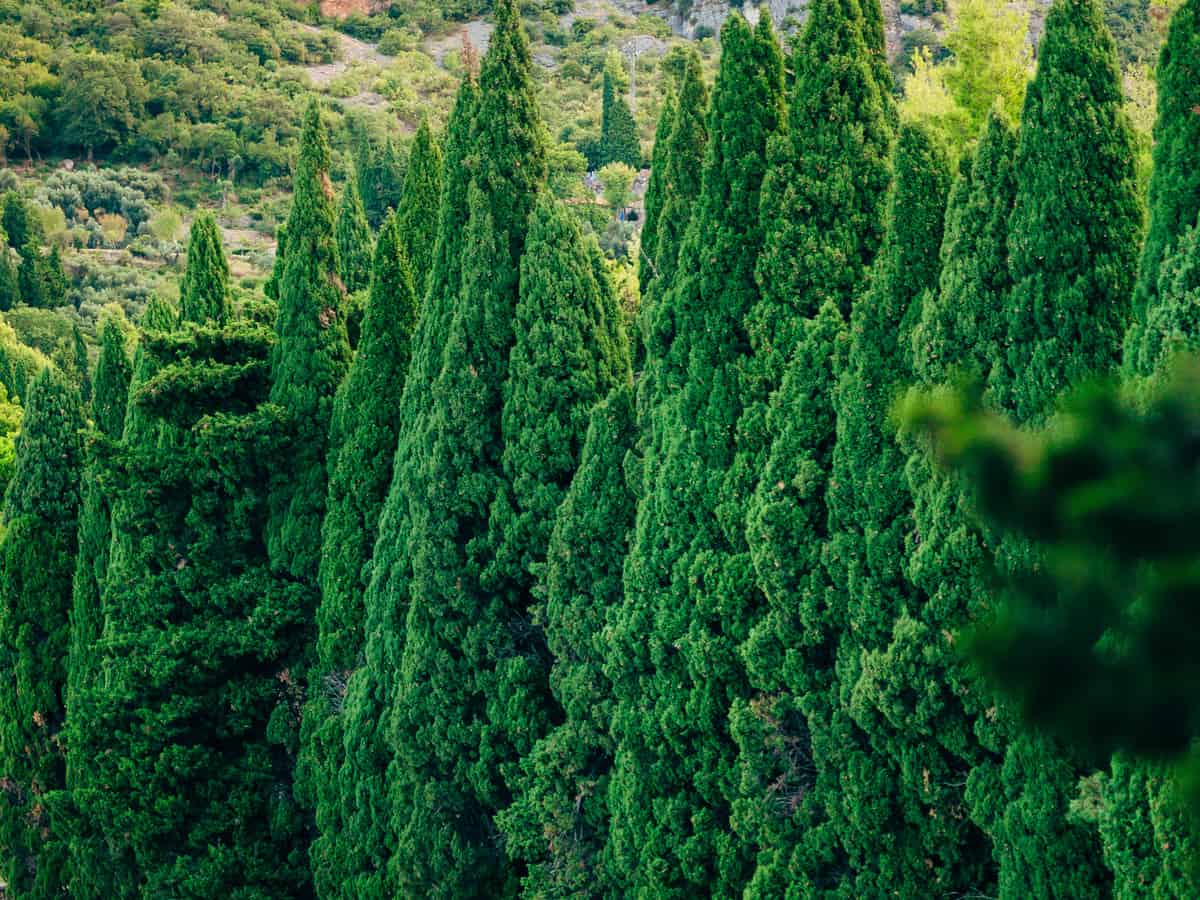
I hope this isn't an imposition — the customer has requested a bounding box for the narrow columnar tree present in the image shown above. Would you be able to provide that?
[822,122,954,896]
[368,0,547,890]
[0,367,84,898]
[497,385,636,896]
[609,14,784,896]
[303,212,419,897]
[488,197,630,891]
[397,118,443,297]
[1125,0,1200,373]
[1136,215,1200,371]
[179,214,231,326]
[637,88,675,301]
[0,247,18,312]
[599,68,640,168]
[996,0,1143,422]
[336,177,374,295]
[335,71,479,900]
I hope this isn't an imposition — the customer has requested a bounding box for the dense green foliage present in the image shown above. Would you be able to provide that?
[0,367,83,897]
[0,1,1197,896]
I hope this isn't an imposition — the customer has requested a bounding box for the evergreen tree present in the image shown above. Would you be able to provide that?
[1124,0,1200,373]
[2,193,37,253]
[265,224,287,302]
[72,323,91,404]
[822,122,954,895]
[0,367,84,898]
[302,212,419,897]
[335,71,480,900]
[396,118,443,297]
[179,214,231,325]
[497,385,636,896]
[380,0,547,888]
[44,245,68,304]
[637,88,674,301]
[489,198,630,892]
[266,99,351,584]
[1136,215,1200,371]
[336,177,373,295]
[599,69,640,168]
[17,239,46,308]
[63,319,129,893]
[609,14,784,895]
[995,0,1143,422]
[984,0,1143,893]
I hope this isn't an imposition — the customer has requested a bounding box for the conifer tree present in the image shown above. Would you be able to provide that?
[378,0,547,888]
[396,118,442,297]
[0,366,83,898]
[63,318,129,894]
[637,89,674,301]
[0,248,18,312]
[17,239,46,308]
[179,214,231,325]
[489,199,630,892]
[335,71,479,900]
[822,122,954,895]
[266,99,351,584]
[1136,215,1200,371]
[599,69,640,168]
[996,0,1143,421]
[44,245,68,304]
[1125,0,1200,373]
[2,193,35,253]
[72,323,91,404]
[609,14,784,895]
[336,177,374,295]
[265,224,287,302]
[302,212,419,897]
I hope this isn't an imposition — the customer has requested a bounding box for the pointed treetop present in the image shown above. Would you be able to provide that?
[3,366,83,524]
[336,175,374,295]
[179,213,231,325]
[397,117,443,296]
[92,318,131,439]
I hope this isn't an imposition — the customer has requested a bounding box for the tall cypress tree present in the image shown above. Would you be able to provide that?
[988,1,1142,894]
[608,14,784,896]
[336,71,479,900]
[1136,215,1200,372]
[72,323,92,405]
[179,214,231,326]
[599,69,640,168]
[63,318,130,894]
[496,384,636,896]
[266,99,351,584]
[0,247,18,312]
[487,197,630,893]
[995,0,1143,422]
[396,118,443,298]
[302,212,419,897]
[336,177,374,295]
[637,88,675,301]
[1124,0,1200,373]
[822,122,953,896]
[0,366,84,898]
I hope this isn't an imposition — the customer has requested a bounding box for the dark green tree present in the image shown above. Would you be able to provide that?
[2,193,37,253]
[0,367,84,898]
[336,177,373,295]
[396,118,443,297]
[1124,0,1200,373]
[1135,215,1200,372]
[72,323,92,405]
[822,122,955,896]
[179,214,231,326]
[995,0,1143,422]
[17,238,46,308]
[489,198,630,893]
[63,318,129,894]
[637,88,674,301]
[335,71,480,900]
[599,69,640,168]
[264,224,287,302]
[0,248,18,312]
[381,0,547,888]
[608,14,784,896]
[302,212,419,897]
[43,245,68,304]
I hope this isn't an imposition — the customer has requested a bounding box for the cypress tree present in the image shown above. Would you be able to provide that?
[608,14,784,895]
[822,122,953,895]
[266,99,351,584]
[637,88,675,301]
[0,367,84,898]
[995,0,1143,422]
[1,193,35,253]
[179,214,231,326]
[384,0,547,887]
[599,69,640,168]
[496,385,636,896]
[1124,0,1200,373]
[1136,215,1200,372]
[265,224,287,302]
[17,239,46,308]
[984,1,1142,894]
[335,71,479,900]
[44,245,68,304]
[487,197,630,892]
[63,318,129,894]
[396,118,443,298]
[302,212,419,897]
[72,323,92,404]
[336,177,374,295]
